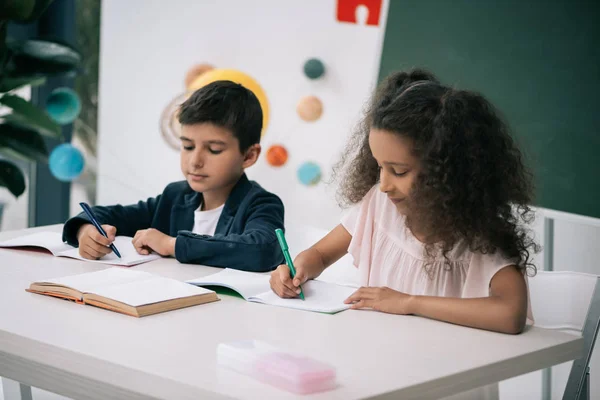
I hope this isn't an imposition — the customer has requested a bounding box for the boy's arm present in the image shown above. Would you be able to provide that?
[62,195,161,246]
[174,193,284,272]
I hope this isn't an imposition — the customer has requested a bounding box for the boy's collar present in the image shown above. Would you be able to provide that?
[183,173,251,215]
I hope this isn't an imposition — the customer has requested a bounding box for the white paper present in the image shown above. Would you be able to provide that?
[57,236,161,266]
[39,267,214,306]
[187,268,270,300]
[252,280,355,314]
[0,232,72,255]
[0,232,160,266]
[42,267,154,293]
[90,276,214,307]
[187,269,356,314]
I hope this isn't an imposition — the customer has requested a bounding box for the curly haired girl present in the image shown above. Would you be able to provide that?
[271,68,539,337]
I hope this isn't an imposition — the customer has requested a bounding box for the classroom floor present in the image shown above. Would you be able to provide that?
[0,379,70,400]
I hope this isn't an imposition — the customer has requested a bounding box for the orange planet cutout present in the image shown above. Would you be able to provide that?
[266,145,288,167]
[189,69,270,135]
[184,64,215,89]
[297,96,323,122]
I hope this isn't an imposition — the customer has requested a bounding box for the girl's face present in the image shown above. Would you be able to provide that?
[369,128,420,214]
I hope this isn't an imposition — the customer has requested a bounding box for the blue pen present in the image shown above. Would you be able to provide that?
[79,202,121,258]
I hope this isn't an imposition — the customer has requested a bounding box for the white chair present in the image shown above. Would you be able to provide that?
[502,271,600,400]
[532,271,600,400]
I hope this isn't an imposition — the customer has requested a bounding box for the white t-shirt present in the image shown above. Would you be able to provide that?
[192,203,224,236]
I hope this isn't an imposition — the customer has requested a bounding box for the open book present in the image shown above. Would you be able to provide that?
[186,269,356,314]
[27,268,219,317]
[0,231,160,267]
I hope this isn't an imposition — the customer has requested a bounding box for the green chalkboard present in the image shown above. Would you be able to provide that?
[378,0,600,219]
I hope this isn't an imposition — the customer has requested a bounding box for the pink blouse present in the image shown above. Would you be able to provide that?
[341,185,533,320]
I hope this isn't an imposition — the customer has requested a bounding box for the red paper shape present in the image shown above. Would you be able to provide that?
[336,0,382,26]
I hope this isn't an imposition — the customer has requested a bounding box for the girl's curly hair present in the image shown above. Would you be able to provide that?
[334,69,539,275]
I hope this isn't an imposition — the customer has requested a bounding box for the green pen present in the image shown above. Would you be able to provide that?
[275,228,305,300]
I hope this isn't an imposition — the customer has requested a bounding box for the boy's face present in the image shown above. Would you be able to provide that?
[180,123,260,194]
[369,128,421,215]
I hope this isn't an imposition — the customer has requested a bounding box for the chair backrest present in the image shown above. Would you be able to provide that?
[528,271,600,400]
[529,271,598,332]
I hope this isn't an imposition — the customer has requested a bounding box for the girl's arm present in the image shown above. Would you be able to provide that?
[270,224,351,298]
[346,266,528,334]
[411,266,528,333]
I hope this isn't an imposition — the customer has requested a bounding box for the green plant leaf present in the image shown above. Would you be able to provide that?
[0,146,46,164]
[1,114,62,139]
[9,39,81,75]
[0,94,61,138]
[0,159,26,197]
[0,123,49,163]
[0,0,35,21]
[0,75,46,93]
[0,0,55,22]
[0,147,33,163]
[20,0,55,23]
[0,23,9,72]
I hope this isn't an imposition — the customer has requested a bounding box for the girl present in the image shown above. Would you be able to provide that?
[270,69,539,335]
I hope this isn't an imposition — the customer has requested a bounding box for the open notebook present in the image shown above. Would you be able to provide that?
[186,269,356,314]
[0,231,160,267]
[27,268,219,317]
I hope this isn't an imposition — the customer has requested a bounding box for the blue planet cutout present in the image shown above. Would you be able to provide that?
[297,161,322,186]
[49,143,85,182]
[46,87,81,125]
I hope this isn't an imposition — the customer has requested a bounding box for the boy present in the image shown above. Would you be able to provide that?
[63,81,285,272]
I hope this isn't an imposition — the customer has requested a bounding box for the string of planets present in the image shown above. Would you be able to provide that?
[44,87,85,182]
[163,58,327,187]
[267,58,325,186]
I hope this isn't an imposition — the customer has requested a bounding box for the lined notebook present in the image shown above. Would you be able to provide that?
[27,268,219,317]
[0,232,160,267]
[186,269,356,314]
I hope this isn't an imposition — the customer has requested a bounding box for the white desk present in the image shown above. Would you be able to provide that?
[0,226,583,400]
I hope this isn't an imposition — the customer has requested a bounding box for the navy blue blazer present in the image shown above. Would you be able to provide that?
[63,174,285,272]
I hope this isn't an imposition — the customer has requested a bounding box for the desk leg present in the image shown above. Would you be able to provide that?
[1,378,33,400]
[541,368,551,400]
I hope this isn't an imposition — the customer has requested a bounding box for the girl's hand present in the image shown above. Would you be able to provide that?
[269,264,305,298]
[132,228,175,256]
[269,249,326,298]
[345,286,416,314]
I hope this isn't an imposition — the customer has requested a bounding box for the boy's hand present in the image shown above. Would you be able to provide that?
[269,250,324,298]
[132,228,175,257]
[77,223,116,260]
[344,287,416,314]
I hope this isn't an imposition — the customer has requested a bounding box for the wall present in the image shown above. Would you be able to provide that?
[378,0,600,219]
[97,0,389,231]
